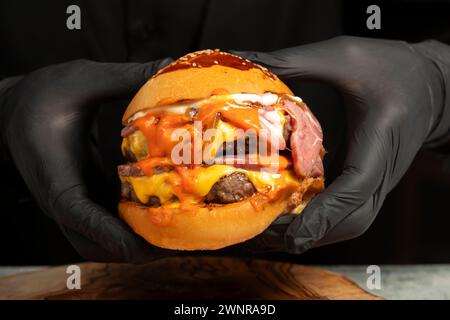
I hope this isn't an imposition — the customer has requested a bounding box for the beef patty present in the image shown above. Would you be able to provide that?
[121,181,161,207]
[120,171,256,206]
[205,172,256,204]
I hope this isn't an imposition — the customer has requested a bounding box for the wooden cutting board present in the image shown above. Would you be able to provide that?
[0,256,380,300]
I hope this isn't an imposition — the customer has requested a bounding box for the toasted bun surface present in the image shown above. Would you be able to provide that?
[119,177,324,250]
[122,49,293,124]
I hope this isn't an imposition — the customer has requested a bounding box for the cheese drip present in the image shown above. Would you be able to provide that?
[120,164,300,207]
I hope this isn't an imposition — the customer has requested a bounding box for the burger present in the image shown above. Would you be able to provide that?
[118,49,325,250]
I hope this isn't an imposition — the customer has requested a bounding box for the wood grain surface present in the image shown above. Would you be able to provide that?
[0,256,380,300]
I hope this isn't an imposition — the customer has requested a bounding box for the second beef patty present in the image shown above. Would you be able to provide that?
[205,172,256,204]
[121,171,257,206]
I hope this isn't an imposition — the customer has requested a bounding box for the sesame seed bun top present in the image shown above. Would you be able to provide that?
[122,49,293,124]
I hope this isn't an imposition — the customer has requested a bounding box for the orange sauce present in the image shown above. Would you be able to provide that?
[196,101,261,131]
[167,166,204,207]
[135,157,173,175]
[134,111,192,159]
[249,194,267,212]
[173,166,198,194]
[147,206,174,226]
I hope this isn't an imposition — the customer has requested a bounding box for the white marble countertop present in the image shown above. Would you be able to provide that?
[326,265,450,300]
[1,264,450,299]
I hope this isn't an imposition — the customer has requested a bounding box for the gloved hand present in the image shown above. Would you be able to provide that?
[0,59,175,262]
[234,36,450,254]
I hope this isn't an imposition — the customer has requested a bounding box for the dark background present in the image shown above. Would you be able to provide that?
[1,0,450,265]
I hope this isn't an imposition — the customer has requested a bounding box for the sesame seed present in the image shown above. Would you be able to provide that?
[213,60,218,64]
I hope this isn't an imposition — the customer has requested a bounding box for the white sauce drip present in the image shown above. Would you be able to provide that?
[127,93,302,123]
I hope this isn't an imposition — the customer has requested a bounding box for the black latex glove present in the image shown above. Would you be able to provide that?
[234,36,450,254]
[0,59,176,262]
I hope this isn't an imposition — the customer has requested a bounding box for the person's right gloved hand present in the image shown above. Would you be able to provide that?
[0,59,176,262]
[234,36,450,254]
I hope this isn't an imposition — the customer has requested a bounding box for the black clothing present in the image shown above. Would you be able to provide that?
[1,0,450,264]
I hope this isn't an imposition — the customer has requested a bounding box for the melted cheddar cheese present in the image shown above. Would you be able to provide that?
[121,130,148,161]
[120,164,300,208]
[203,119,241,163]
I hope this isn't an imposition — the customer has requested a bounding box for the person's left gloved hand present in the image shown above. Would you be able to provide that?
[0,59,176,262]
[233,36,450,254]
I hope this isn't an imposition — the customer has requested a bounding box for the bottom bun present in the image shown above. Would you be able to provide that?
[119,177,324,250]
